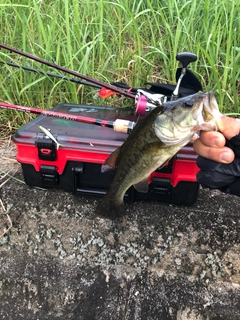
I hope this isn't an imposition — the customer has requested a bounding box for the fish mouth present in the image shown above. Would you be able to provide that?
[192,91,222,133]
[202,91,221,123]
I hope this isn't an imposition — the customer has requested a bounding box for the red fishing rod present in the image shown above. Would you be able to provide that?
[0,43,135,100]
[0,102,135,134]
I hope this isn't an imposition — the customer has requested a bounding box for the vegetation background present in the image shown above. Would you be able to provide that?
[0,0,239,132]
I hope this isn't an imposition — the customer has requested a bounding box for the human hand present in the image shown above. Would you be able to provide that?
[193,116,240,196]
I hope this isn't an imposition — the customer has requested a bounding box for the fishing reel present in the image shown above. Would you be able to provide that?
[113,52,203,116]
[135,90,167,116]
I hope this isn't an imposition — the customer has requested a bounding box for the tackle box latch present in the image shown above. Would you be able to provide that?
[151,177,171,200]
[72,165,84,194]
[40,165,58,187]
[36,138,57,161]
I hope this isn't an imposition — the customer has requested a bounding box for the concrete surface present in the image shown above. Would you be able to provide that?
[0,169,240,319]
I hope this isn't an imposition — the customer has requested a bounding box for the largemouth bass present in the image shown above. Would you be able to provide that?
[96,92,221,219]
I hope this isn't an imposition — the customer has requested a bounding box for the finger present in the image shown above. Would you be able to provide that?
[217,116,240,140]
[199,131,226,147]
[193,138,235,163]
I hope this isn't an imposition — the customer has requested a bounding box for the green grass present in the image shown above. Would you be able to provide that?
[0,0,239,130]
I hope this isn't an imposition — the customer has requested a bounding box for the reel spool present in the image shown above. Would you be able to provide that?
[135,91,166,116]
[135,95,148,116]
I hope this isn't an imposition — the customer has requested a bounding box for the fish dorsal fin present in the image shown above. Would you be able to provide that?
[101,147,121,173]
[133,178,149,193]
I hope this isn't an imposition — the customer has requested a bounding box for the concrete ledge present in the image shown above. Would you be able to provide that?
[0,174,240,319]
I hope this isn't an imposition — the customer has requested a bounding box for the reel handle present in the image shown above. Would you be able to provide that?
[171,52,198,100]
[176,52,197,69]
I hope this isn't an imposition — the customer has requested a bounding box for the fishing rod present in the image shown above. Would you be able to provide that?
[0,43,135,100]
[0,60,102,88]
[0,102,135,134]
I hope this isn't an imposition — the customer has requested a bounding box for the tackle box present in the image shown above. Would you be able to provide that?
[12,104,200,205]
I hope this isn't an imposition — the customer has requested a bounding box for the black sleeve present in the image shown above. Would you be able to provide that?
[197,133,240,196]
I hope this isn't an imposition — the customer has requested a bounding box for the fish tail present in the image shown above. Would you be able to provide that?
[95,193,125,220]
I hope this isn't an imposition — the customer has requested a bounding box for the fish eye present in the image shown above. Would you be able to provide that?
[183,102,193,108]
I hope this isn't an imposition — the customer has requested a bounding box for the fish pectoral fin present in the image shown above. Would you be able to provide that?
[133,178,149,193]
[101,147,121,173]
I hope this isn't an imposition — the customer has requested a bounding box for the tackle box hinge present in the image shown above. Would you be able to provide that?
[36,138,57,161]
[40,165,59,188]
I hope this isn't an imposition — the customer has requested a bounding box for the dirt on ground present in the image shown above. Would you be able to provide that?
[0,138,240,320]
